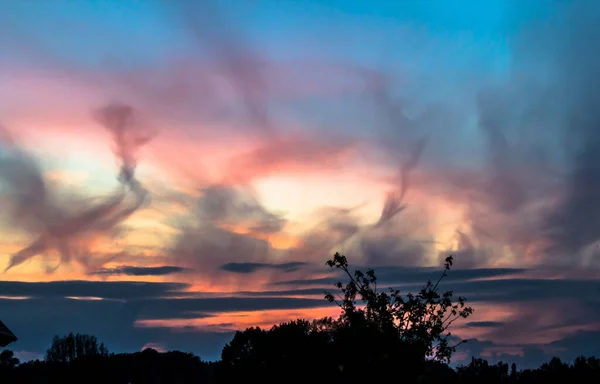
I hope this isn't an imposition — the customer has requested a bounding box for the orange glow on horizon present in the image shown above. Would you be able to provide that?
[134,306,341,333]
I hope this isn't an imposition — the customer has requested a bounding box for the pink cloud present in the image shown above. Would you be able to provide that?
[141,342,167,353]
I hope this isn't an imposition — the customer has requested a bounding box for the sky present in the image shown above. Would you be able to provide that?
[1,0,600,367]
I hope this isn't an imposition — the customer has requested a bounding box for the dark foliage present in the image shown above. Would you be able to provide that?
[3,345,214,384]
[0,254,598,383]
[45,333,108,364]
[325,253,473,363]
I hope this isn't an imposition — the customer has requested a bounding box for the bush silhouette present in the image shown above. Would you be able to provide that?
[325,253,473,362]
[45,333,108,364]
[220,253,473,383]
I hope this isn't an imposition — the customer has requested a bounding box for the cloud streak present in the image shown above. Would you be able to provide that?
[91,265,189,277]
[220,262,307,274]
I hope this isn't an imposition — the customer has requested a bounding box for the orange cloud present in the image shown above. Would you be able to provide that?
[135,306,341,333]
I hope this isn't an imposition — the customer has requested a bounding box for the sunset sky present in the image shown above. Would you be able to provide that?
[1,0,600,367]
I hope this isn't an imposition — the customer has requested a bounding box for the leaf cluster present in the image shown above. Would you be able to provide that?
[325,252,473,363]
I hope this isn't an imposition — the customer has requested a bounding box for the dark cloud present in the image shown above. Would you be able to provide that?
[0,282,335,360]
[239,288,328,297]
[535,2,600,262]
[196,185,286,235]
[273,266,525,287]
[350,71,433,266]
[170,224,275,276]
[90,265,189,277]
[0,280,186,300]
[164,183,291,280]
[1,271,599,364]
[454,338,495,363]
[320,276,600,307]
[448,278,600,304]
[549,330,600,360]
[464,321,505,328]
[476,89,531,215]
[449,0,600,266]
[373,96,428,228]
[358,229,432,267]
[220,262,307,274]
[283,205,364,265]
[255,273,600,307]
[0,281,331,312]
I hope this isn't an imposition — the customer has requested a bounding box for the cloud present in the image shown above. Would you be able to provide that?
[549,330,600,360]
[167,0,271,135]
[273,265,525,287]
[446,0,600,267]
[240,288,330,297]
[222,134,358,184]
[141,342,167,353]
[90,265,189,277]
[1,268,599,365]
[169,222,276,283]
[0,295,233,361]
[259,273,600,306]
[465,321,505,328]
[163,184,305,289]
[220,262,308,274]
[0,280,335,360]
[0,102,153,273]
[0,280,186,300]
[195,184,286,235]
[456,330,600,370]
[448,278,600,305]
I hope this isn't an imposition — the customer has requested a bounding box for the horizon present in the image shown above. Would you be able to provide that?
[1,0,600,367]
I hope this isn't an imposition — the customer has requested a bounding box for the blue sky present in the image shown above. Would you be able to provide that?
[2,0,520,67]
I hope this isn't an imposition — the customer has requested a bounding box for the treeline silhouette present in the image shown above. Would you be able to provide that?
[0,254,596,383]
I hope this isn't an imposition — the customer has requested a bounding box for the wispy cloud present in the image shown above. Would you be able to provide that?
[91,265,189,277]
[220,262,307,274]
[0,102,153,273]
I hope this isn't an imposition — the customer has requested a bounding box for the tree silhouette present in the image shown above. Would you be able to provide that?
[4,322,600,383]
[45,332,108,364]
[219,253,473,383]
[219,321,336,383]
[0,349,19,369]
[457,357,510,384]
[325,253,473,362]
